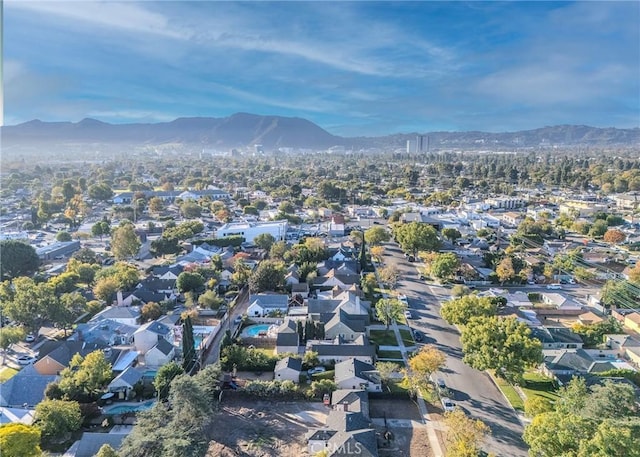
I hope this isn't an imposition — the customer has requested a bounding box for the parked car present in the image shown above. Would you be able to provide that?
[413,330,423,342]
[398,294,408,304]
[441,397,456,412]
[308,366,326,375]
[17,355,36,365]
[404,310,413,320]
[546,284,562,290]
[24,334,36,343]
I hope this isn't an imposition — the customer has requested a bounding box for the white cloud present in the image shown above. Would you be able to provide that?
[6,0,189,39]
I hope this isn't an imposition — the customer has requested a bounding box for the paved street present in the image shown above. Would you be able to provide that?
[381,242,529,457]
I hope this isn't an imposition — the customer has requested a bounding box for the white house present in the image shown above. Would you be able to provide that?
[334,359,382,392]
[89,306,141,327]
[247,293,289,317]
[144,339,175,368]
[133,320,174,354]
[274,356,302,383]
[217,220,288,242]
[107,367,144,400]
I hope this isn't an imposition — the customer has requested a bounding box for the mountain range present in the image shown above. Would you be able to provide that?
[2,112,639,151]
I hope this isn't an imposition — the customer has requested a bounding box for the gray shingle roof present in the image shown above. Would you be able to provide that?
[327,429,378,457]
[275,356,302,372]
[0,365,58,408]
[334,359,379,385]
[152,338,175,356]
[325,410,371,432]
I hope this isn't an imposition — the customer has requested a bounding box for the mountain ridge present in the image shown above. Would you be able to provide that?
[2,114,639,150]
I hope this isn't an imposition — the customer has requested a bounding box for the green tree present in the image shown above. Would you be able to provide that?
[110,222,141,260]
[524,396,553,418]
[589,219,609,238]
[180,201,202,219]
[364,226,390,245]
[393,222,441,255]
[577,419,640,457]
[442,228,462,243]
[176,272,205,293]
[375,298,405,329]
[523,411,593,457]
[0,326,26,365]
[440,295,497,326]
[53,292,86,336]
[197,290,225,310]
[248,260,285,293]
[1,277,50,330]
[0,423,41,457]
[34,399,82,443]
[254,233,276,251]
[91,221,111,239]
[148,197,164,213]
[95,444,119,457]
[431,252,460,280]
[361,273,378,296]
[92,276,119,303]
[88,182,113,201]
[0,240,40,280]
[55,231,72,242]
[153,362,184,400]
[182,315,196,373]
[581,380,638,420]
[58,350,113,400]
[460,316,542,383]
[375,361,401,389]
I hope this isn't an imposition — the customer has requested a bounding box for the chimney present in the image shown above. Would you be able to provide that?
[117,291,123,307]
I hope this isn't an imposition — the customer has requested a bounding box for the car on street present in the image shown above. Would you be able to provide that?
[25,334,36,343]
[441,397,456,412]
[17,355,36,365]
[413,330,423,342]
[546,284,562,290]
[308,366,326,375]
[404,310,413,319]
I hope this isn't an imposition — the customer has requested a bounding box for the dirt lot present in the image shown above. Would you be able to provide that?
[205,397,328,457]
[205,396,436,457]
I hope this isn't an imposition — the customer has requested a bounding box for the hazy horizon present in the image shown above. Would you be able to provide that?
[4,1,639,136]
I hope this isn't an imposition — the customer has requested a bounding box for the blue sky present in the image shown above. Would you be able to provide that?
[4,1,639,136]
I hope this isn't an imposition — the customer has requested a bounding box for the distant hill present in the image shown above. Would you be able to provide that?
[2,114,639,151]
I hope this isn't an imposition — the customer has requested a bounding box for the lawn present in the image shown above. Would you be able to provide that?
[0,366,18,382]
[491,372,525,411]
[521,372,560,404]
[369,329,400,346]
[377,350,404,360]
[399,329,414,346]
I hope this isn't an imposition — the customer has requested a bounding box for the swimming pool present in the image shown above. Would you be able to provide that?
[241,324,277,338]
[103,400,156,415]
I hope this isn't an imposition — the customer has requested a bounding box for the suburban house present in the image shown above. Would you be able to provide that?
[309,335,376,364]
[34,341,116,376]
[133,320,175,354]
[107,366,144,400]
[307,389,378,457]
[313,268,361,290]
[541,348,628,384]
[63,431,128,457]
[541,292,582,310]
[247,293,289,317]
[274,356,303,383]
[604,334,640,366]
[324,309,368,342]
[334,359,382,392]
[530,327,584,349]
[0,365,58,408]
[89,306,141,327]
[151,265,184,280]
[275,320,300,355]
[144,338,176,367]
[291,282,310,298]
[73,319,137,346]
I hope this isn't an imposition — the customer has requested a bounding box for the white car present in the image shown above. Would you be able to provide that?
[546,284,562,290]
[17,355,36,365]
[404,310,413,319]
[308,366,326,375]
[441,397,456,412]
[24,334,36,343]
[397,294,408,304]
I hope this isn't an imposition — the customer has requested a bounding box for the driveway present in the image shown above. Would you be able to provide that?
[381,241,528,457]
